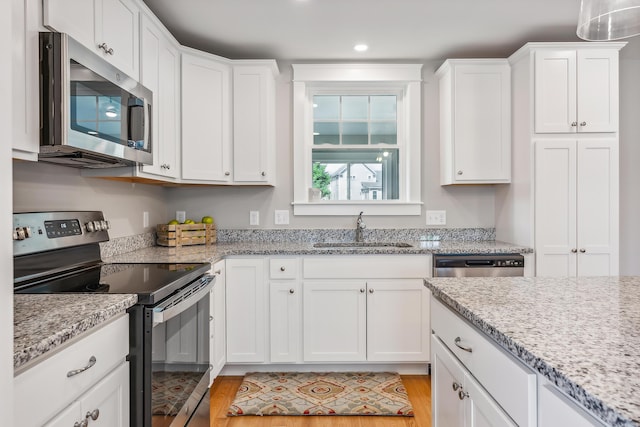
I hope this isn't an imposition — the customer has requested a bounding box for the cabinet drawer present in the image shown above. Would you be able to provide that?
[303,256,429,279]
[431,298,536,427]
[15,315,129,427]
[269,258,298,279]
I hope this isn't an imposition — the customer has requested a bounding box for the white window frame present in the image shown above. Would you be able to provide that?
[292,64,423,216]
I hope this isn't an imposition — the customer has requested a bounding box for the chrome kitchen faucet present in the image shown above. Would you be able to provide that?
[355,211,366,242]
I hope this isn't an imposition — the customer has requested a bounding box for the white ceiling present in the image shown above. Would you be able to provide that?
[142,0,640,61]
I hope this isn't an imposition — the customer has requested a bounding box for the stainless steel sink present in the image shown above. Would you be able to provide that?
[313,242,413,248]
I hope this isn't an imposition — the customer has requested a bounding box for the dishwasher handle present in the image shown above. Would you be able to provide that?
[465,260,495,267]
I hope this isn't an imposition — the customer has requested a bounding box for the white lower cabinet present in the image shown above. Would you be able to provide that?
[45,362,129,427]
[270,281,301,362]
[15,315,130,427]
[432,336,515,427]
[225,258,266,362]
[538,377,606,427]
[210,260,227,383]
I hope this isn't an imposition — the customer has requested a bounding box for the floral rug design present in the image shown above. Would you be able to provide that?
[228,372,414,416]
[152,371,201,416]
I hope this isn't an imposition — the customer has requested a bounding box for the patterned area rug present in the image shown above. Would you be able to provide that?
[152,371,202,416]
[228,372,414,416]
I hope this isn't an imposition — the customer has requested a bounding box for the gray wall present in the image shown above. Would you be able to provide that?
[12,43,640,274]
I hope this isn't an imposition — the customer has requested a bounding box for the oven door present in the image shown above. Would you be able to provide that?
[130,274,214,427]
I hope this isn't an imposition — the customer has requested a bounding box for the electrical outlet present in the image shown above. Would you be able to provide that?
[176,211,186,223]
[274,210,290,225]
[249,210,260,226]
[426,210,447,226]
[143,211,149,228]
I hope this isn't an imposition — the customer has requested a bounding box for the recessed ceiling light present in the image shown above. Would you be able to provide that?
[354,44,368,52]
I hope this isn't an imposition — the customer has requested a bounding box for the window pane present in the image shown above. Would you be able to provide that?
[342,96,368,120]
[71,96,98,121]
[342,122,368,145]
[370,95,396,120]
[99,96,121,119]
[311,149,399,201]
[313,96,340,120]
[371,122,397,144]
[314,122,339,144]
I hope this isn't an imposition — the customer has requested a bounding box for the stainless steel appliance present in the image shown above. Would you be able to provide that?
[39,32,153,168]
[432,254,525,277]
[13,211,212,427]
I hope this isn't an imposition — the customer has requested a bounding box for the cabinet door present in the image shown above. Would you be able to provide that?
[451,64,510,183]
[210,261,226,383]
[226,258,265,362]
[576,140,618,275]
[538,381,607,427]
[98,0,139,78]
[303,280,367,362]
[269,281,301,362]
[432,335,465,427]
[12,0,41,161]
[535,140,578,276]
[181,52,232,182]
[78,362,130,427]
[233,65,276,184]
[367,279,429,362]
[43,0,96,51]
[534,50,577,133]
[576,49,618,133]
[140,16,179,179]
[465,373,516,427]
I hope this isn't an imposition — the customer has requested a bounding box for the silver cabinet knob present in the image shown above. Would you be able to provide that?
[360,288,365,293]
[452,382,461,391]
[458,389,469,400]
[580,121,587,127]
[74,420,88,427]
[457,170,463,175]
[225,171,230,176]
[280,266,286,271]
[571,248,578,253]
[261,171,266,177]
[289,289,295,294]
[369,288,374,294]
[571,122,578,127]
[579,248,586,253]
[209,316,213,321]
[98,42,113,55]
[86,409,99,421]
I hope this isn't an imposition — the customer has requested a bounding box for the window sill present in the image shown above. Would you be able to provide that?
[292,201,422,216]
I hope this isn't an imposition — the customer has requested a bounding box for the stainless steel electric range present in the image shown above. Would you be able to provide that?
[13,211,214,427]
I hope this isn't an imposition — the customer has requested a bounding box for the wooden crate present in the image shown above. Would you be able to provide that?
[156,223,216,247]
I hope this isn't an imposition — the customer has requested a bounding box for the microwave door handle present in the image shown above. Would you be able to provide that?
[127,103,145,147]
[152,275,215,326]
[145,102,152,154]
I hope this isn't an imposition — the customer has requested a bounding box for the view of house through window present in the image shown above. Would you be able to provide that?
[311,94,399,201]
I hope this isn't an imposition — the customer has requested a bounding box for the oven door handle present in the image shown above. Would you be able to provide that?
[153,274,215,326]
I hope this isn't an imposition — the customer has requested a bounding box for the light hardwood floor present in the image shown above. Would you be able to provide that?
[209,375,432,427]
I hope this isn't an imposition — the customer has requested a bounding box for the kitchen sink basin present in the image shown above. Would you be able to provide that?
[313,242,413,248]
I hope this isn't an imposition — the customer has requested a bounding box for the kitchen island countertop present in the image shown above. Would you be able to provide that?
[425,276,640,427]
[14,294,137,372]
[104,239,532,264]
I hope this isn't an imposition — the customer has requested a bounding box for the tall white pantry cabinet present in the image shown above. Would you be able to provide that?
[496,42,625,277]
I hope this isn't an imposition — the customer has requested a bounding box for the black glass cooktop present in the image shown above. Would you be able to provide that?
[14,262,211,305]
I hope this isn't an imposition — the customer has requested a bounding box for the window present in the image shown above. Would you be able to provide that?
[292,64,423,215]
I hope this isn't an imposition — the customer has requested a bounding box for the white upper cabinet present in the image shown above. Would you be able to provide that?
[139,14,180,180]
[437,59,511,185]
[44,0,140,79]
[232,62,278,185]
[181,49,232,183]
[534,48,619,133]
[12,0,42,161]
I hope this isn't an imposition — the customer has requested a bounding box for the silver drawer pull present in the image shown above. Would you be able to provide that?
[454,337,473,353]
[67,356,97,377]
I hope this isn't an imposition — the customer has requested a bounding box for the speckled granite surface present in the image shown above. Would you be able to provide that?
[425,276,640,427]
[14,294,137,372]
[103,239,531,263]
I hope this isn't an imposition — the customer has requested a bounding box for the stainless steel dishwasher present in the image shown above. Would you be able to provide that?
[432,254,525,277]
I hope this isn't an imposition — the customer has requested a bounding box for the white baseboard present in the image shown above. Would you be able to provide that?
[220,363,430,376]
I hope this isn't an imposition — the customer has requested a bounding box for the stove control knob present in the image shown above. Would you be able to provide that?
[15,227,26,240]
[100,220,108,230]
[86,222,95,232]
[23,227,32,238]
[12,229,19,240]
[104,220,111,230]
[93,221,102,231]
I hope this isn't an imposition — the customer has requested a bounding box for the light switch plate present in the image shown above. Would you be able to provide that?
[274,210,290,225]
[426,210,446,226]
[250,210,260,226]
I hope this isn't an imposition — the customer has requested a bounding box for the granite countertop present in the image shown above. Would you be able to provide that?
[14,294,137,372]
[104,239,532,264]
[425,276,640,427]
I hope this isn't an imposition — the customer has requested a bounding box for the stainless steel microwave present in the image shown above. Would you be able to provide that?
[39,32,153,168]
